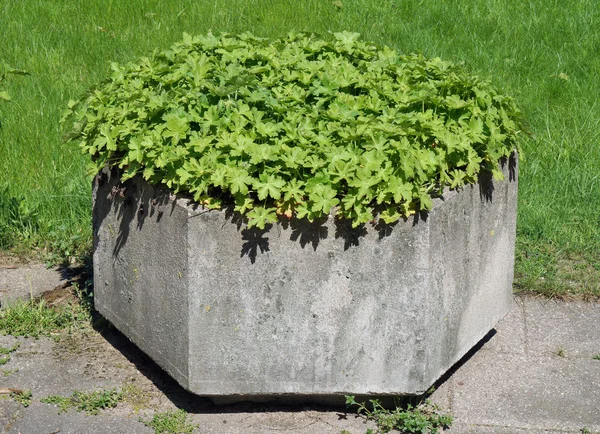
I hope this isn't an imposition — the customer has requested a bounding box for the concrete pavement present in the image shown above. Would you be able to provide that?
[0,262,599,433]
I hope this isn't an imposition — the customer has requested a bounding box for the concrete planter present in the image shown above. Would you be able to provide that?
[93,154,517,398]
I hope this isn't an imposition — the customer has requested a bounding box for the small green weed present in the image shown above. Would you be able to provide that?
[141,409,198,434]
[11,389,32,407]
[345,395,452,434]
[41,389,123,415]
[2,368,18,377]
[0,343,20,354]
[555,346,566,357]
[0,342,20,365]
[0,287,92,338]
[40,395,72,414]
[592,354,600,361]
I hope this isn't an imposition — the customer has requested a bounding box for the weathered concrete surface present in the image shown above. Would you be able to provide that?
[93,156,518,396]
[0,263,68,307]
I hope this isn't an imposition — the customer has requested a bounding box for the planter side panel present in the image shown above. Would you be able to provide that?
[93,156,518,397]
[92,169,190,388]
[186,211,432,395]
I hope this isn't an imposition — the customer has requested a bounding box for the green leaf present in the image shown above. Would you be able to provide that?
[246,206,278,229]
[379,207,402,224]
[234,194,254,214]
[348,167,377,200]
[309,185,339,214]
[228,167,254,195]
[282,179,305,202]
[333,31,361,48]
[163,111,190,145]
[491,166,505,181]
[254,173,286,201]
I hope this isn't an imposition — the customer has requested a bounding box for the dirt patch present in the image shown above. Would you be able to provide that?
[0,255,26,268]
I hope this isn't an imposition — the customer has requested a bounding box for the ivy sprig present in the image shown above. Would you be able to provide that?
[64,31,524,229]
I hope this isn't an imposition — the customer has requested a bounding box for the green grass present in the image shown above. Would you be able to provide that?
[1,0,598,296]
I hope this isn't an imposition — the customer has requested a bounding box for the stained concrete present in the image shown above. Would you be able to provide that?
[92,155,518,397]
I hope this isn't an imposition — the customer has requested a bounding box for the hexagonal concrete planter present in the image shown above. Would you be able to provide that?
[92,155,517,398]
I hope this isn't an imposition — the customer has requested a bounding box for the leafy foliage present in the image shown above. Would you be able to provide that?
[10,389,32,407]
[64,32,523,228]
[0,342,20,366]
[346,395,452,433]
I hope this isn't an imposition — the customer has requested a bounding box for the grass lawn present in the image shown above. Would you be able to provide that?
[1,0,598,298]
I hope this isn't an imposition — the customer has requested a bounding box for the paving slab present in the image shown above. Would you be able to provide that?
[0,325,373,433]
[448,353,600,432]
[444,425,585,434]
[525,298,600,358]
[429,296,600,434]
[7,402,153,434]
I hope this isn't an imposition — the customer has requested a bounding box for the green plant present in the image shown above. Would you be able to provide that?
[0,342,20,365]
[41,389,123,415]
[40,394,72,414]
[141,409,198,434]
[11,389,32,407]
[64,31,523,230]
[345,395,452,434]
[556,346,566,357]
[592,354,600,361]
[10,390,32,407]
